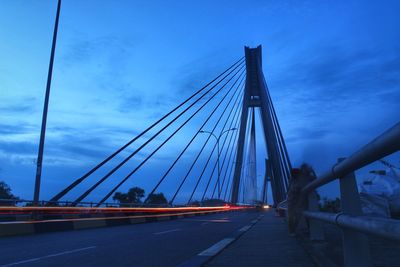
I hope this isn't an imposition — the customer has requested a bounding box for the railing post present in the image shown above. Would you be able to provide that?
[338,158,372,267]
[307,192,324,241]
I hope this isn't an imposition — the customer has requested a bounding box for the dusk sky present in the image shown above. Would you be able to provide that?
[1,0,399,204]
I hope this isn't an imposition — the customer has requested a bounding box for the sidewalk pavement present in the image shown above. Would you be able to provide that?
[206,210,316,267]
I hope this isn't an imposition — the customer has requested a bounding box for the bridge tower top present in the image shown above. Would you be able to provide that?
[244,45,264,106]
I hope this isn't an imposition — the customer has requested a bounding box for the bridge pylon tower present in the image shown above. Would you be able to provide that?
[231,45,291,205]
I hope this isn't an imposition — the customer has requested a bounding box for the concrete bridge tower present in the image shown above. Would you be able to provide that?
[231,46,291,205]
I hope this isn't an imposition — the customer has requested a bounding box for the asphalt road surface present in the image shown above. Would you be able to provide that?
[0,210,260,267]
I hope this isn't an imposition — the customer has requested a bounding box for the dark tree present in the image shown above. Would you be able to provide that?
[127,187,145,202]
[0,181,18,206]
[113,187,145,206]
[146,193,168,205]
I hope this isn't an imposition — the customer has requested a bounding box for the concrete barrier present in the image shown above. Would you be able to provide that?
[0,209,233,238]
[0,222,35,237]
[73,218,107,230]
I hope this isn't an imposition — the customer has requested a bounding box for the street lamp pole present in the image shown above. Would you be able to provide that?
[199,128,237,199]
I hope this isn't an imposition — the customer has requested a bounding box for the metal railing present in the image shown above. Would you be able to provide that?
[0,198,234,208]
[0,199,173,208]
[300,122,400,267]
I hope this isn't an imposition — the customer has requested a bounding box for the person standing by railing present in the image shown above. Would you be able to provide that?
[288,164,317,235]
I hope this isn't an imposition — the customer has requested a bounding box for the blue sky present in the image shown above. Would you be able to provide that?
[0,0,399,204]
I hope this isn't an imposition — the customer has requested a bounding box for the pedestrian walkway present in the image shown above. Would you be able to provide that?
[206,210,316,267]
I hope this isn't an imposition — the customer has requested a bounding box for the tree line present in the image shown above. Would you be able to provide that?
[0,181,167,207]
[112,187,167,207]
[0,181,19,206]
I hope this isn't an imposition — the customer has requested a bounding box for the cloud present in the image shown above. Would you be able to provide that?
[59,35,135,68]
[0,140,36,155]
[269,44,400,183]
[171,48,239,98]
[0,97,38,114]
[0,104,34,114]
[271,45,400,135]
[0,117,175,171]
[274,46,400,104]
[285,127,330,143]
[0,124,35,135]
[117,94,143,112]
[0,123,116,166]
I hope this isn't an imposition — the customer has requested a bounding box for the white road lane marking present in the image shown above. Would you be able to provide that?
[185,219,230,223]
[238,225,251,232]
[153,228,180,235]
[198,238,235,256]
[1,246,96,267]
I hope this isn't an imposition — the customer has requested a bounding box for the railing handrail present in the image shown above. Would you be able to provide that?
[277,199,288,211]
[302,122,400,194]
[295,121,400,267]
[303,211,400,241]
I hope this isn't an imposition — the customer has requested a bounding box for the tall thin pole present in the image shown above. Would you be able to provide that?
[217,140,221,198]
[34,0,62,205]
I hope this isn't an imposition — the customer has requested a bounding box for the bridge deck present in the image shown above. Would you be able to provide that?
[0,211,259,266]
[207,210,315,267]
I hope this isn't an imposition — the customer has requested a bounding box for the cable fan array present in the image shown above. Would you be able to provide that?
[50,58,247,206]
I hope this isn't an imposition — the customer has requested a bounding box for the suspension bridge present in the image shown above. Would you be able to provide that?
[1,43,399,267]
[1,1,400,266]
[2,45,288,225]
[35,45,289,208]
